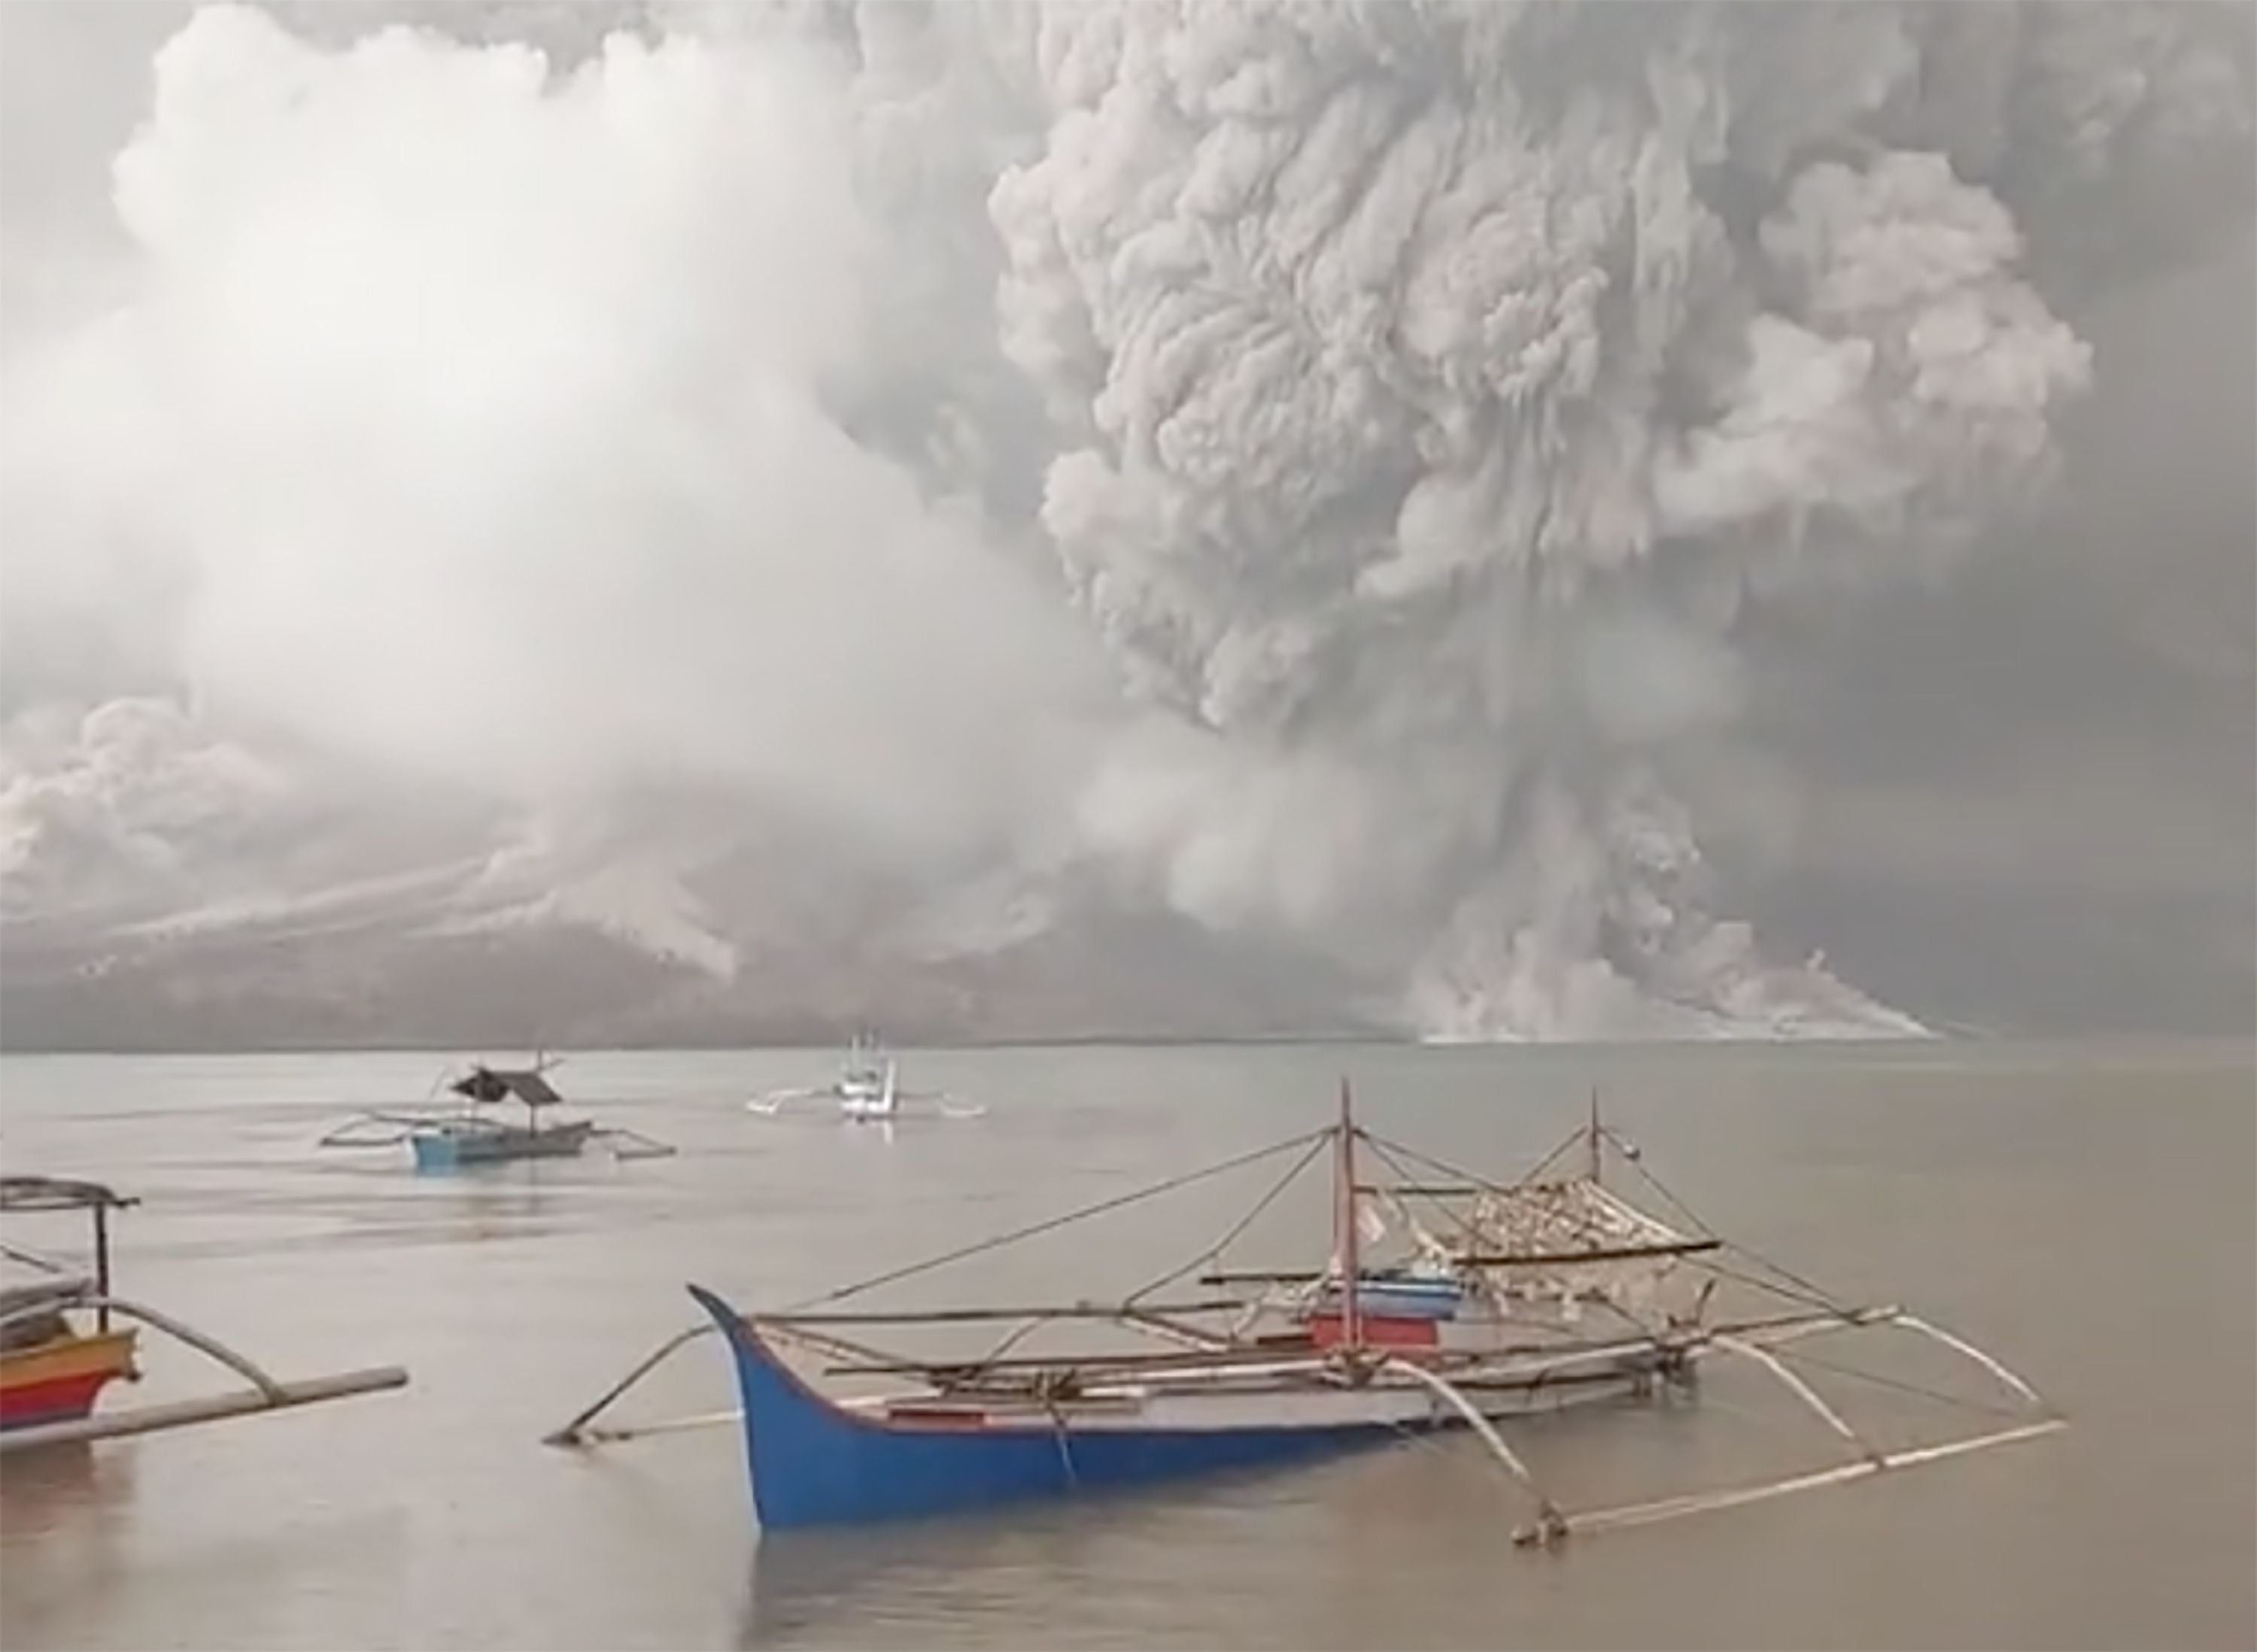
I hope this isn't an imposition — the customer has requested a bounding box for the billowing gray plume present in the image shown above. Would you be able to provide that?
[965,0,2250,1034]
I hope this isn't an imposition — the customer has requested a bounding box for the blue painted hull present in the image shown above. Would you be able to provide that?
[412,1121,593,1172]
[688,1285,1438,1531]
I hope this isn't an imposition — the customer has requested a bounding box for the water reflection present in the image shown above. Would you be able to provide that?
[0,1440,129,1538]
[737,1499,1175,1648]
[0,1442,139,1645]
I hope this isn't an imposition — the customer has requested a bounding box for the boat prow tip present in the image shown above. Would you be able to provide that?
[684,1283,738,1320]
[685,1285,770,1360]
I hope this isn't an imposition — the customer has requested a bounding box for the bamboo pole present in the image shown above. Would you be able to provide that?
[1335,1079,1360,1352]
[0,1367,408,1454]
[544,1323,716,1447]
[1520,1417,2068,1544]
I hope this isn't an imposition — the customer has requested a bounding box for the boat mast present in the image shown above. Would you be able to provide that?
[1335,1077,1361,1352]
[1587,1087,1602,1184]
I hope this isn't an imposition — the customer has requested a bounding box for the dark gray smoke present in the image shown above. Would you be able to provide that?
[964,0,2252,1035]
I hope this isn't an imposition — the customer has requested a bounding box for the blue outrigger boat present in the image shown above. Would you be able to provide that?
[320,1058,673,1171]
[553,1084,2064,1544]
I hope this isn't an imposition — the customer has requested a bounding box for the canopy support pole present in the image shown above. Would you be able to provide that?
[93,1205,112,1333]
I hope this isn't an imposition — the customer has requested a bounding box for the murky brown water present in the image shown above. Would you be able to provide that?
[1,1040,2249,1650]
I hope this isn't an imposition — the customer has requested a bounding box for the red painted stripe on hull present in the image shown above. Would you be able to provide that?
[0,1368,124,1430]
[884,1405,991,1429]
[1305,1313,1439,1349]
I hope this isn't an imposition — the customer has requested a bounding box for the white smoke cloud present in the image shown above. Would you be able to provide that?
[0,697,292,917]
[1,2,1109,878]
[2,0,2249,1040]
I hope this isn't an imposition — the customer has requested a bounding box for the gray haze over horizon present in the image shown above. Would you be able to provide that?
[0,0,2250,1051]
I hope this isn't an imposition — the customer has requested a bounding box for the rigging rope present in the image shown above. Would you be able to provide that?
[0,1240,72,1275]
[1356,1134,1489,1251]
[1358,1129,1556,1204]
[1771,1344,2027,1420]
[1123,1131,1332,1306]
[779,1125,1333,1313]
[1679,1256,1845,1313]
[1365,1122,1869,1322]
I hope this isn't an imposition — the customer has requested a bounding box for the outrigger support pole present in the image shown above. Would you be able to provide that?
[110,1295,287,1400]
[0,1292,291,1400]
[0,1367,410,1453]
[1501,1315,2065,1547]
[544,1323,718,1447]
[1712,1333,1881,1462]
[0,1293,406,1456]
[1535,1417,2069,1544]
[1890,1313,2046,1407]
[591,1127,679,1162]
[1375,1356,1566,1545]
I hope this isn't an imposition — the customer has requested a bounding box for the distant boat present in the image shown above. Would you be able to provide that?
[747,1034,983,1124]
[0,1175,406,1452]
[321,1057,673,1169]
[556,1083,2064,1543]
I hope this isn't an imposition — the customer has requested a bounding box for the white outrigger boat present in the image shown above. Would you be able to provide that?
[747,1034,983,1124]
[553,1082,2063,1542]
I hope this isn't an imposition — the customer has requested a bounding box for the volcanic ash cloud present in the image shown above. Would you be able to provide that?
[974,0,2246,1038]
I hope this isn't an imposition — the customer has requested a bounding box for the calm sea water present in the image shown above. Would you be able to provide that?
[0,1040,2249,1650]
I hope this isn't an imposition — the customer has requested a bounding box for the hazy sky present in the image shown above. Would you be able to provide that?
[2,1,2249,1040]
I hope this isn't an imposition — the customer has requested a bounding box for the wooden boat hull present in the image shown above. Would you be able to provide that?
[688,1286,1651,1531]
[412,1119,596,1171]
[0,1329,138,1433]
[549,1096,2064,1552]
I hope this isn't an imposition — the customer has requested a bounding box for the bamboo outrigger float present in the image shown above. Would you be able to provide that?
[320,1056,676,1170]
[0,1175,408,1453]
[549,1082,2064,1544]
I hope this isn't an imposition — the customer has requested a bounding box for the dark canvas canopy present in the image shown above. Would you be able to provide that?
[449,1066,564,1109]
[0,1176,136,1214]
